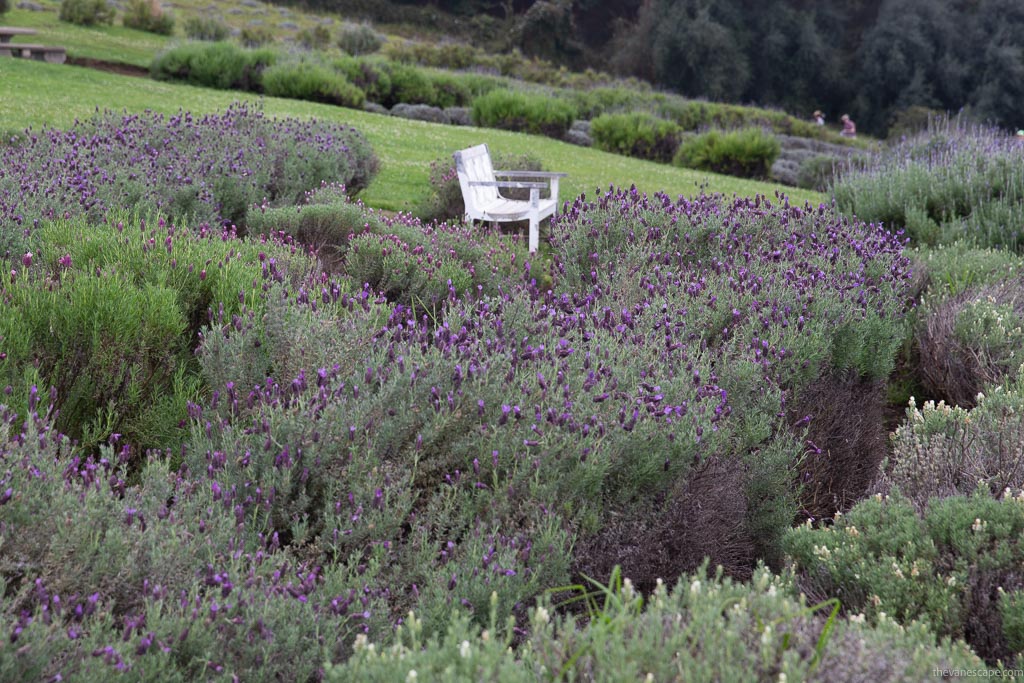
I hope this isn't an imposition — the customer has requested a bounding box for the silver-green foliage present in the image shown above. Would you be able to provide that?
[785,486,1024,666]
[326,562,983,682]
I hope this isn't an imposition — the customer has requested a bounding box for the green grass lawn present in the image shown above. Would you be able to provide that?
[0,58,826,212]
[1,0,364,67]
[2,6,168,66]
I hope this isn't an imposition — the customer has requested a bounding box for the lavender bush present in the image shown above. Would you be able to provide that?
[548,188,911,569]
[0,408,391,681]
[0,104,378,231]
[916,276,1024,407]
[330,563,984,682]
[784,488,1024,666]
[0,210,311,456]
[879,367,1024,511]
[0,103,931,675]
[833,116,1024,251]
[188,187,910,639]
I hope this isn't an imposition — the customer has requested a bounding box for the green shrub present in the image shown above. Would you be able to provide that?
[122,0,174,35]
[426,70,473,108]
[785,489,1024,665]
[151,42,275,92]
[880,370,1024,511]
[0,213,300,455]
[590,112,681,163]
[240,24,274,48]
[58,0,114,26]
[888,105,943,141]
[916,278,1024,407]
[797,155,841,192]
[247,184,385,270]
[0,263,191,455]
[669,100,848,144]
[182,15,230,41]
[328,563,984,682]
[569,85,649,119]
[337,22,384,56]
[297,24,331,50]
[912,241,1023,298]
[387,38,479,70]
[332,55,393,104]
[674,127,781,179]
[261,60,365,108]
[381,62,437,108]
[471,89,576,139]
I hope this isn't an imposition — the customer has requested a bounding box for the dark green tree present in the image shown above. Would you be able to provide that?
[651,0,750,102]
[853,0,958,131]
[967,0,1024,128]
[514,0,586,68]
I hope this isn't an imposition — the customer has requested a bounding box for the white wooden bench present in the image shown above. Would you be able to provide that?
[453,143,566,253]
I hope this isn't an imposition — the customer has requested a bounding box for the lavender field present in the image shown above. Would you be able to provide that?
[2,106,1024,681]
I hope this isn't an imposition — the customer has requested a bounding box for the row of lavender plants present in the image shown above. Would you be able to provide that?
[1,105,922,676]
[764,116,1024,671]
[16,104,1024,677]
[833,115,1024,252]
[0,103,379,236]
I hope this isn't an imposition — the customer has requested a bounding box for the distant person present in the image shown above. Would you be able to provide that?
[813,110,825,126]
[840,114,857,138]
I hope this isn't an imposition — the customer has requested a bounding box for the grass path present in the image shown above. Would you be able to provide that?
[1,59,826,212]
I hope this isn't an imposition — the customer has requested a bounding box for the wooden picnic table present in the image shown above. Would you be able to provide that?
[0,27,38,44]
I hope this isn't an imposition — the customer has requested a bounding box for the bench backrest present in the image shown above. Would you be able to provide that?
[453,144,498,213]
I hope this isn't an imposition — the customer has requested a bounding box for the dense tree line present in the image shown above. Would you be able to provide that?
[297,0,1024,136]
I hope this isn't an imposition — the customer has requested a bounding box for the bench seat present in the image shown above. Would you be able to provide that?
[0,43,66,63]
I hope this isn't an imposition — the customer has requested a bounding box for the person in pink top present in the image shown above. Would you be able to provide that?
[840,114,857,138]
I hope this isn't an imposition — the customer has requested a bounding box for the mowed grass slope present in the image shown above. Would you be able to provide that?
[2,6,166,66]
[0,59,825,212]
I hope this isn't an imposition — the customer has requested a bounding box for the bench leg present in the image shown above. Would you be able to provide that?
[528,188,540,253]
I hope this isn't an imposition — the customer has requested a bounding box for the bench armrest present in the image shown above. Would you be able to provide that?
[493,170,568,179]
[469,180,548,189]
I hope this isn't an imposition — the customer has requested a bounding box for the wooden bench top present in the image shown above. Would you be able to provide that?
[5,43,65,51]
[0,43,67,64]
[0,27,38,43]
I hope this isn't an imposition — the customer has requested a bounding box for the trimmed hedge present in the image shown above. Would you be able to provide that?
[471,89,576,139]
[590,111,681,163]
[675,127,781,179]
[261,61,365,108]
[151,41,275,92]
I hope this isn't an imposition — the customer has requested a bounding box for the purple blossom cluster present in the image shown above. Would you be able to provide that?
[551,187,912,387]
[0,103,379,231]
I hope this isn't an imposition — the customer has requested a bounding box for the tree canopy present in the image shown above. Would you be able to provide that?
[303,0,1024,136]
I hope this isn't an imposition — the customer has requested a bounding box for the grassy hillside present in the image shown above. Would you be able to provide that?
[0,59,825,212]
